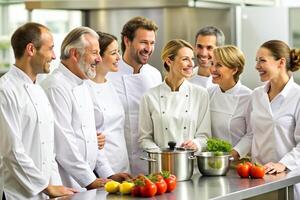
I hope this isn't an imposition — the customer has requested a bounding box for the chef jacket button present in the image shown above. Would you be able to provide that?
[184,127,187,129]
[186,94,188,97]
[162,111,165,114]
[161,96,164,98]
[185,110,188,113]
[165,128,168,130]
[42,162,45,165]
[87,140,89,143]
[39,121,42,124]
[42,141,45,144]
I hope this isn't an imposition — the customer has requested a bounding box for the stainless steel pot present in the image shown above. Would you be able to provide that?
[196,152,234,176]
[141,141,196,181]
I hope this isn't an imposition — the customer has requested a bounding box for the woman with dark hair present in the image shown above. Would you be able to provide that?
[87,32,131,182]
[249,40,300,199]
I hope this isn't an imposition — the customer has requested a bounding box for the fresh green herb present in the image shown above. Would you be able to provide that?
[206,137,232,153]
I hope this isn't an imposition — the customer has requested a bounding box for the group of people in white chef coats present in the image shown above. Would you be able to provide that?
[0,16,162,199]
[138,24,300,199]
[2,15,300,200]
[188,26,300,199]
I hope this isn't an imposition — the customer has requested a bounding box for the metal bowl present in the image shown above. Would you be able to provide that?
[196,152,234,176]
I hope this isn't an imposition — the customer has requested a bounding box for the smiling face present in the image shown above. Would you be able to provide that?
[168,47,194,79]
[195,35,217,68]
[30,28,56,74]
[210,55,237,90]
[255,47,282,82]
[97,40,120,74]
[124,28,155,68]
[78,34,102,79]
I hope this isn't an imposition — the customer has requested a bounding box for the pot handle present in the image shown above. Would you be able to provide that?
[188,155,197,160]
[140,157,157,162]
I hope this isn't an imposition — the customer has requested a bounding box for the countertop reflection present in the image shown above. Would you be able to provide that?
[53,169,300,200]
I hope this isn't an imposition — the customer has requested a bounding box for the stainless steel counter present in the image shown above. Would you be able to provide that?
[57,169,300,200]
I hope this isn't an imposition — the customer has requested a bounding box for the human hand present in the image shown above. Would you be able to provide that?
[108,173,133,182]
[43,185,78,198]
[181,140,198,150]
[97,132,105,150]
[264,162,286,174]
[86,178,110,190]
[230,149,240,160]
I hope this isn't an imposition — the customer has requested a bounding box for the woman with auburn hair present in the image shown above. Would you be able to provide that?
[208,45,252,160]
[249,40,300,199]
[139,39,211,152]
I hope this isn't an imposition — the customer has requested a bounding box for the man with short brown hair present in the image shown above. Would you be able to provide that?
[0,22,76,200]
[107,16,162,175]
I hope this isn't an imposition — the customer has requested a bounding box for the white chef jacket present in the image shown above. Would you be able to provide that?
[0,66,61,200]
[107,59,162,175]
[250,77,300,169]
[87,80,130,175]
[208,81,252,158]
[189,66,214,88]
[40,63,98,191]
[138,80,211,152]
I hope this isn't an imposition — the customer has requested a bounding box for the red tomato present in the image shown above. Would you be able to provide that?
[250,164,265,179]
[164,177,176,192]
[154,179,167,195]
[161,171,177,192]
[131,185,141,197]
[140,182,157,197]
[245,162,253,168]
[236,162,251,178]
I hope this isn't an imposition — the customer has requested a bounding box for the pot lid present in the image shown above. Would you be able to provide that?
[146,141,196,154]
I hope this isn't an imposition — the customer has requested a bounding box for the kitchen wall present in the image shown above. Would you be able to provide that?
[238,6,290,89]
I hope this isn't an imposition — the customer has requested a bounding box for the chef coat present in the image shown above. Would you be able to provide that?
[250,77,300,169]
[0,66,61,200]
[138,80,211,152]
[87,80,130,176]
[40,63,98,191]
[189,66,214,88]
[107,59,162,175]
[208,81,252,158]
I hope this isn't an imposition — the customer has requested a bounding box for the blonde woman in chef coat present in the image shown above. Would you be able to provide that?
[208,45,252,160]
[250,40,300,173]
[139,39,211,152]
[87,32,131,182]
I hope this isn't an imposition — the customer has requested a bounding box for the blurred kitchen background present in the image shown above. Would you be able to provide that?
[0,0,300,89]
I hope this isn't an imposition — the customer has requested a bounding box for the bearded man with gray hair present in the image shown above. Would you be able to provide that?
[41,26,130,191]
